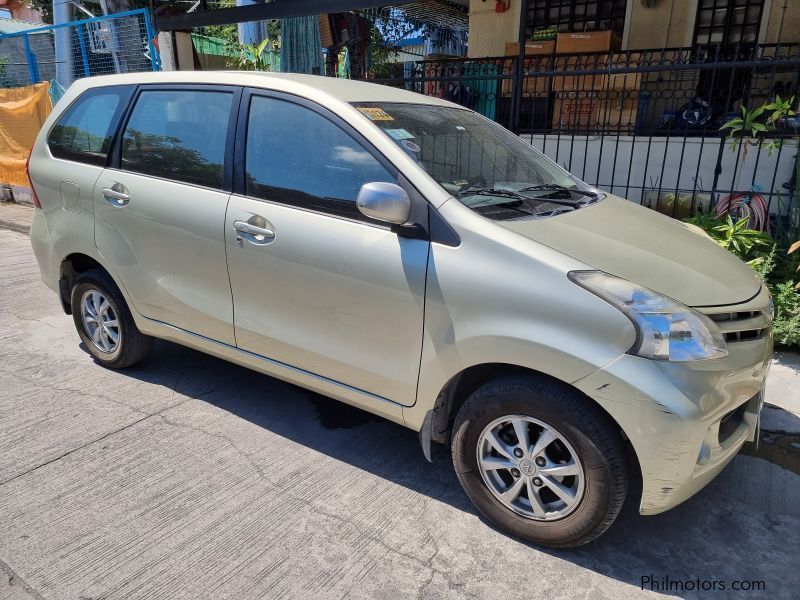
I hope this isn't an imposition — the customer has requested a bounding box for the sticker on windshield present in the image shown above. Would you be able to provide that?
[385,128,414,140]
[402,140,421,152]
[357,107,394,121]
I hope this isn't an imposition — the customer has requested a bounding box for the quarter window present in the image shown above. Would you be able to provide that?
[121,89,233,189]
[48,86,132,166]
[244,96,394,219]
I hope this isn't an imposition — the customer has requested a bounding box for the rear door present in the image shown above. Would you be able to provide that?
[225,90,429,406]
[94,85,240,345]
[40,85,134,254]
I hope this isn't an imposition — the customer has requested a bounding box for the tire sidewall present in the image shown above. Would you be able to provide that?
[453,386,622,548]
[71,275,126,366]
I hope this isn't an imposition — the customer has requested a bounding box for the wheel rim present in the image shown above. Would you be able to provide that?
[476,415,585,521]
[80,289,121,354]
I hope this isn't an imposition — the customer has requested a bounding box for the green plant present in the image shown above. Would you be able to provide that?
[232,38,276,71]
[684,214,773,264]
[770,280,800,346]
[719,96,798,205]
[529,27,559,41]
[713,215,773,260]
[686,215,800,347]
[683,212,720,232]
[720,95,796,153]
[368,27,399,78]
[789,240,800,287]
[751,244,777,281]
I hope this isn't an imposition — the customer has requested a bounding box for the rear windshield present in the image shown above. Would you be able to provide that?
[352,102,602,221]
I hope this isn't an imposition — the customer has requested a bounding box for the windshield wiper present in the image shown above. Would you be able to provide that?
[518,184,600,199]
[460,188,529,200]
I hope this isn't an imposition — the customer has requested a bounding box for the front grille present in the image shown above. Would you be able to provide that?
[706,311,770,343]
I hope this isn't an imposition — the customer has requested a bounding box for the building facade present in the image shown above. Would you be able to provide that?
[468,0,800,57]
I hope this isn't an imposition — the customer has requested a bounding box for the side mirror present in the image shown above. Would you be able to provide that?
[356,182,411,225]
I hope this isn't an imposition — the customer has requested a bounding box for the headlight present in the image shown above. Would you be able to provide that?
[569,271,727,362]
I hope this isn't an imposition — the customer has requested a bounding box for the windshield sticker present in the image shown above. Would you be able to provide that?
[402,140,421,152]
[455,126,466,131]
[357,107,394,121]
[385,128,414,140]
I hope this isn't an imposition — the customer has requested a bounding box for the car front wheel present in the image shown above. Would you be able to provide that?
[451,374,628,548]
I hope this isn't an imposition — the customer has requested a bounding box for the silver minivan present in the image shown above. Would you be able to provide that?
[28,72,772,547]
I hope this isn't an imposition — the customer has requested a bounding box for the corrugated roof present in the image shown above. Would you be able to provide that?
[0,17,48,35]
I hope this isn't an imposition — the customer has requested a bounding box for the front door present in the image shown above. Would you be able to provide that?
[94,85,239,345]
[225,92,428,406]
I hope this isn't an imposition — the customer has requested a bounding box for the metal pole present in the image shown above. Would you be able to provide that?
[511,0,529,134]
[143,9,160,71]
[76,25,91,77]
[22,33,40,83]
[53,0,74,86]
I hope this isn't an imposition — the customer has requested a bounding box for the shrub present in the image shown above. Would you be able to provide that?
[771,281,800,346]
[684,214,800,348]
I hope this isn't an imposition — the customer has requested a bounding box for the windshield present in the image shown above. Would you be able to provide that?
[353,103,602,221]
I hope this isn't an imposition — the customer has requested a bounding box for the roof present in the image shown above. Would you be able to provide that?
[0,16,46,35]
[68,71,460,108]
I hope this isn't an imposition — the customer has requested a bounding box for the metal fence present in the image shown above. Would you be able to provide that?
[370,44,800,232]
[0,9,159,90]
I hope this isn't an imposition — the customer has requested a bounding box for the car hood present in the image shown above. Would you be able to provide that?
[500,195,762,307]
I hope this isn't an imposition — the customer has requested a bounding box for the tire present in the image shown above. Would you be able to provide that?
[451,374,628,548]
[71,269,153,369]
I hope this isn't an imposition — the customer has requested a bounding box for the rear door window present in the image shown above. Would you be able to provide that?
[120,89,234,190]
[48,85,133,166]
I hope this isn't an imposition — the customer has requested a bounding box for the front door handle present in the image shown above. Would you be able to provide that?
[233,219,275,244]
[102,186,130,207]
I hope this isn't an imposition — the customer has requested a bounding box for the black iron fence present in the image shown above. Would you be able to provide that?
[369,44,800,231]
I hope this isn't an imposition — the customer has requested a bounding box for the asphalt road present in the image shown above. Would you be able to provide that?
[1,228,798,600]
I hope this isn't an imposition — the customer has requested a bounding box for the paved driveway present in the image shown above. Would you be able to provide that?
[1,228,798,600]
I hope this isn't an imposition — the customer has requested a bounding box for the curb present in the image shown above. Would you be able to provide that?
[0,217,31,235]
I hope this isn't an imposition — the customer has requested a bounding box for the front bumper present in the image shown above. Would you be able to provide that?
[573,300,772,515]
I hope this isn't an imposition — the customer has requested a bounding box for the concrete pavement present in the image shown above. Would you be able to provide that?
[0,203,32,235]
[0,227,798,599]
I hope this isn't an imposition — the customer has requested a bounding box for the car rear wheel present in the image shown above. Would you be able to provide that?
[451,374,628,548]
[71,269,153,368]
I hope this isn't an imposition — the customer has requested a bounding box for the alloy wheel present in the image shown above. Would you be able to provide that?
[476,415,585,521]
[80,289,121,354]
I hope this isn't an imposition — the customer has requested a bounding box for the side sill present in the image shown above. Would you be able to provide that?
[137,316,407,426]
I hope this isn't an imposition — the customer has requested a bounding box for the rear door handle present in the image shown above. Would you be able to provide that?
[102,187,130,207]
